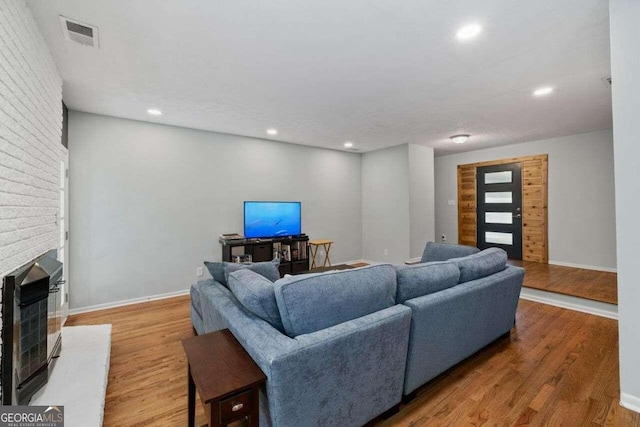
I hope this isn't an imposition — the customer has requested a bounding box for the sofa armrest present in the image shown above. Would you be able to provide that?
[401,266,523,394]
[269,305,412,426]
[194,281,298,375]
[193,281,412,426]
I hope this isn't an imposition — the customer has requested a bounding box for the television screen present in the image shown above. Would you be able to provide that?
[244,201,302,239]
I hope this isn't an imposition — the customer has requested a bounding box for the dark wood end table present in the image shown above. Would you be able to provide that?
[182,329,266,427]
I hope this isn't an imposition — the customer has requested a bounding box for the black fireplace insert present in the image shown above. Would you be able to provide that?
[1,250,63,405]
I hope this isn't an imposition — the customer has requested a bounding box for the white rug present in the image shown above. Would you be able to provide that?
[31,325,112,427]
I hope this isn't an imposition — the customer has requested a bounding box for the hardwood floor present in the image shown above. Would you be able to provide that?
[66,295,639,426]
[511,260,618,305]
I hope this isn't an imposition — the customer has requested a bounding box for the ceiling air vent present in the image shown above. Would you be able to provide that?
[59,16,99,48]
[602,77,612,88]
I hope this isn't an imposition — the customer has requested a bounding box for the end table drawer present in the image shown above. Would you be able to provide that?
[219,390,252,424]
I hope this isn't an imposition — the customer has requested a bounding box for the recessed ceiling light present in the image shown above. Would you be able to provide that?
[533,87,554,96]
[266,128,278,135]
[456,24,482,41]
[343,142,354,148]
[147,109,162,116]
[450,134,470,144]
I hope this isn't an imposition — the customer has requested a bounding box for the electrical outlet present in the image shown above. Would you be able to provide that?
[441,234,446,241]
[384,248,389,256]
[196,267,204,277]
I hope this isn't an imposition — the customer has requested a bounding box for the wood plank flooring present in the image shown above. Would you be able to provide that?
[66,295,639,426]
[512,260,618,305]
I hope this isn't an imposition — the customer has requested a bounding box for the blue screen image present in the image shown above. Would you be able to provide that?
[244,202,301,238]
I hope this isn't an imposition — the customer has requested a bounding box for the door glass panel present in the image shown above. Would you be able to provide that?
[484,171,512,184]
[485,231,513,245]
[485,192,512,204]
[485,212,513,224]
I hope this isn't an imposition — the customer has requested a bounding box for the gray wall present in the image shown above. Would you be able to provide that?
[434,129,616,270]
[362,145,410,264]
[362,144,435,264]
[610,0,640,407]
[408,144,435,258]
[69,111,362,309]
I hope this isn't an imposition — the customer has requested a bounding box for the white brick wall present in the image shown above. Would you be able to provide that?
[0,0,64,400]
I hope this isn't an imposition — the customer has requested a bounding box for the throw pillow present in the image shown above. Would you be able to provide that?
[203,258,280,286]
[394,262,460,303]
[224,258,281,284]
[203,261,227,285]
[420,241,480,263]
[227,269,284,332]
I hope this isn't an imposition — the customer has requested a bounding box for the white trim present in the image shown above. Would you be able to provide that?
[548,260,617,273]
[519,287,618,320]
[620,392,640,414]
[69,289,190,315]
[69,261,372,315]
[344,259,378,265]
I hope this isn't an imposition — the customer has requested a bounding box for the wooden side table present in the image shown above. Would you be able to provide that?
[182,329,266,427]
[309,239,333,269]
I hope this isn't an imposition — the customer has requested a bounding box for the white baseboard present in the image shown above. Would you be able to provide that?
[620,392,640,414]
[69,289,191,315]
[519,287,618,320]
[343,259,382,266]
[548,260,617,273]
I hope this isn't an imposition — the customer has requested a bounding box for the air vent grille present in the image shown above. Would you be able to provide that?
[59,16,99,48]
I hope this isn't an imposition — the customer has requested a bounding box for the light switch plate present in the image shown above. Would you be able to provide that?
[447,199,457,206]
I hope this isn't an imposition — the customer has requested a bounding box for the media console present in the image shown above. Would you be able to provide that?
[221,235,310,277]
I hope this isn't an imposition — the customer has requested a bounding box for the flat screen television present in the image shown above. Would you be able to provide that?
[244,201,301,239]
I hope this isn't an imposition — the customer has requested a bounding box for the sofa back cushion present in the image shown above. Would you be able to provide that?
[420,241,480,263]
[450,248,508,283]
[274,264,397,337]
[227,269,284,332]
[395,262,460,303]
[203,258,280,286]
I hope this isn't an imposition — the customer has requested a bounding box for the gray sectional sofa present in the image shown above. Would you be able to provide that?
[190,242,524,426]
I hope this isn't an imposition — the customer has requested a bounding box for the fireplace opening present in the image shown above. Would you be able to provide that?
[1,250,63,405]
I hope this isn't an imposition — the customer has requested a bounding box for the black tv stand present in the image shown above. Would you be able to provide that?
[221,235,310,277]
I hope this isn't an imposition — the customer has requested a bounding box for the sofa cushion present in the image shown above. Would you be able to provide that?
[450,248,508,283]
[203,258,280,286]
[274,264,397,337]
[420,241,480,263]
[394,262,460,303]
[227,269,284,332]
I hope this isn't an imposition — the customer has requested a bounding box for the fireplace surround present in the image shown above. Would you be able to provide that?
[1,250,63,405]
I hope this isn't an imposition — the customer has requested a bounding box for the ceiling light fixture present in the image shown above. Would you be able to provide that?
[343,141,354,148]
[533,87,554,96]
[456,24,482,41]
[450,134,470,144]
[266,128,278,135]
[147,109,162,116]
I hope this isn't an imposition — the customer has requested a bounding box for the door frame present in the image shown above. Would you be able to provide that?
[457,154,548,263]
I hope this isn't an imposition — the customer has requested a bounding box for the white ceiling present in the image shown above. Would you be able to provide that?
[27,0,612,155]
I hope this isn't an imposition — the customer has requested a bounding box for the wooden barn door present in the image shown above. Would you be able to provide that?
[457,154,548,263]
